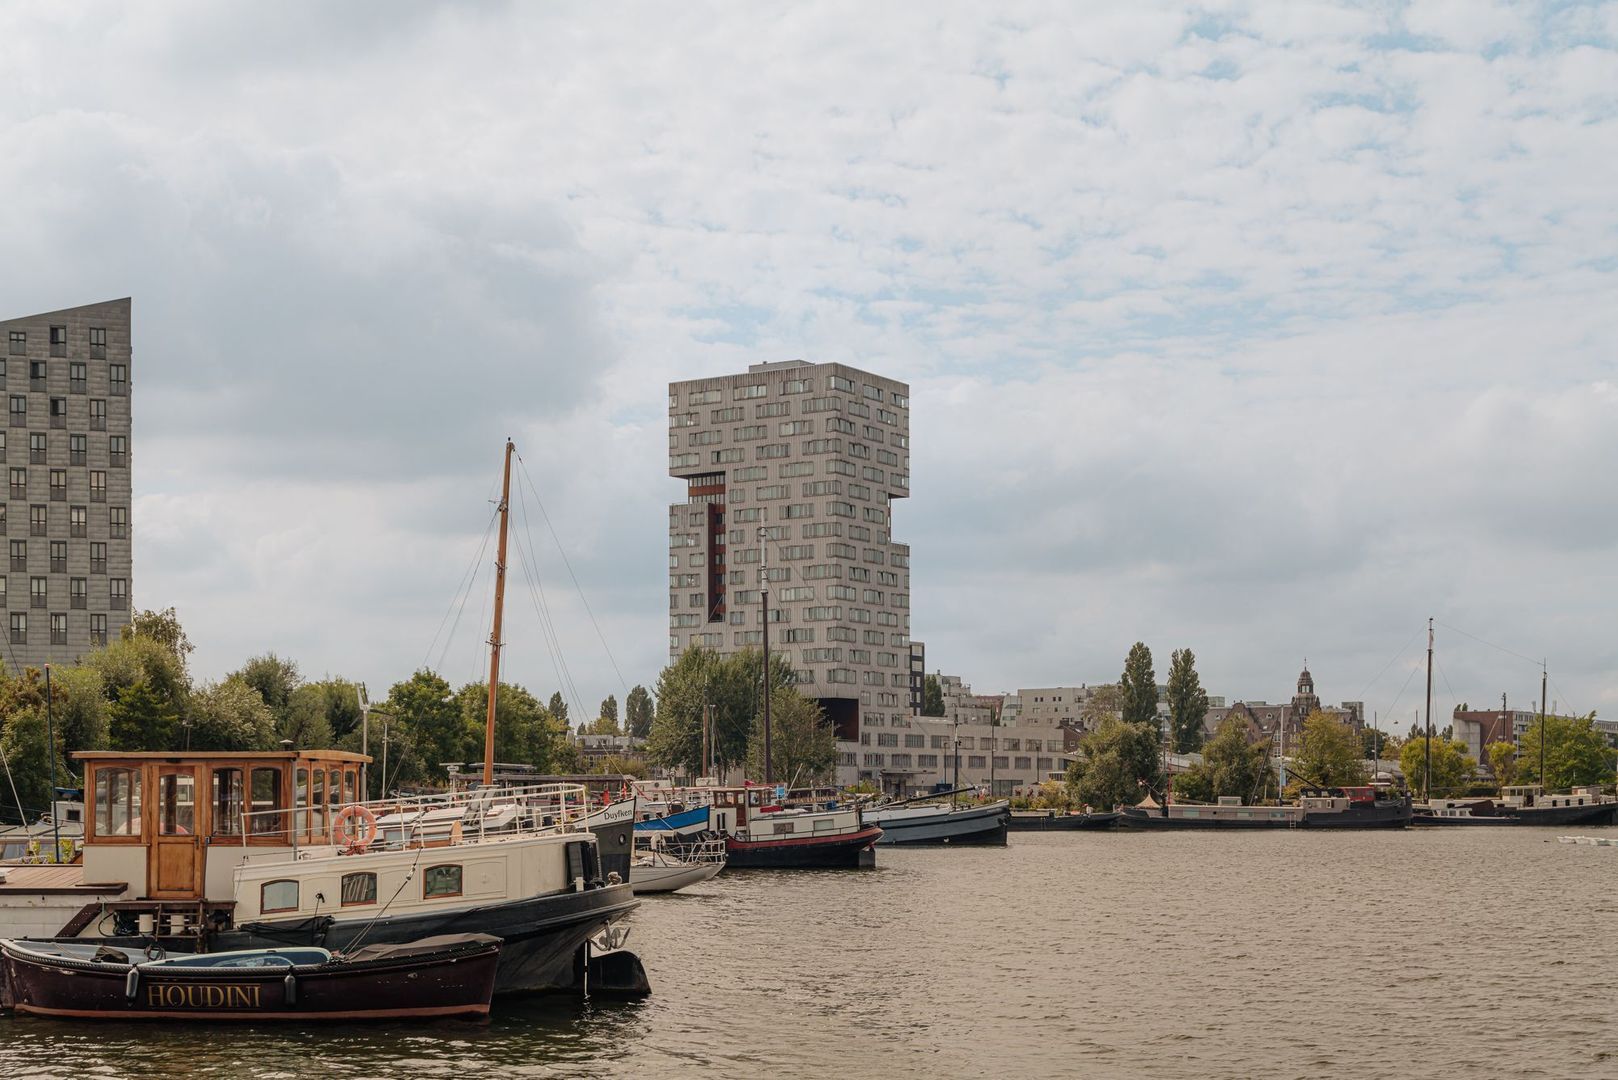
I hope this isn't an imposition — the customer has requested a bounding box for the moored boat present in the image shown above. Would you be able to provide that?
[1006,810,1121,831]
[1,933,500,1021]
[629,834,726,894]
[1413,787,1617,827]
[863,800,1010,845]
[707,788,880,869]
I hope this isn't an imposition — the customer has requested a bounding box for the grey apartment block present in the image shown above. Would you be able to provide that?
[669,360,911,786]
[0,299,133,672]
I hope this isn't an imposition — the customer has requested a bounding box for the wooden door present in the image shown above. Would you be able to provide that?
[148,764,204,898]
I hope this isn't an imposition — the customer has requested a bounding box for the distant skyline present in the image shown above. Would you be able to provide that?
[0,3,1612,724]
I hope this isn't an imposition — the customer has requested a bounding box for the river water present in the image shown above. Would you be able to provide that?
[5,826,1617,1079]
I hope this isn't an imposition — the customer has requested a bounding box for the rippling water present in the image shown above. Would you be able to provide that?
[7,826,1618,1079]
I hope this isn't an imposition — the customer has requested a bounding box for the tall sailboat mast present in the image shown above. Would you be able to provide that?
[1423,617,1434,799]
[484,439,515,786]
[759,526,773,785]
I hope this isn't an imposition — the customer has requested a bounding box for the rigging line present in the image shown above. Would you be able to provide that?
[513,452,630,694]
[1434,620,1543,669]
[1548,677,1582,720]
[1376,664,1421,737]
[1354,625,1423,703]
[424,506,500,672]
[511,488,591,728]
[508,521,577,721]
[436,538,490,678]
[1432,655,1462,724]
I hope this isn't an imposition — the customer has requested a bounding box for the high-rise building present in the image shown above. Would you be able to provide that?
[0,300,133,671]
[668,360,911,786]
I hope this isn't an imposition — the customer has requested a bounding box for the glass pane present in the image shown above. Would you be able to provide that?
[340,873,377,906]
[311,767,326,837]
[94,768,141,837]
[342,769,357,807]
[158,772,195,836]
[261,879,298,913]
[250,768,282,836]
[423,865,462,899]
[294,767,308,835]
[211,768,243,835]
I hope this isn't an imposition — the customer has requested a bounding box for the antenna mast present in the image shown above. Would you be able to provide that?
[484,439,515,787]
[759,526,773,785]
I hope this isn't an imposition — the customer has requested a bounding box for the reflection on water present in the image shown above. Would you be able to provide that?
[6,827,1618,1079]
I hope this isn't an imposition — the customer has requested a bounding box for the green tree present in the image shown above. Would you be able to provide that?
[188,678,277,751]
[599,695,619,730]
[592,753,649,779]
[123,607,195,665]
[293,678,364,741]
[1486,740,1517,789]
[1066,715,1162,810]
[625,686,654,739]
[547,693,570,731]
[1400,737,1476,798]
[648,647,794,775]
[454,681,564,771]
[1291,711,1368,788]
[1175,715,1272,803]
[108,678,181,752]
[46,665,109,760]
[86,634,191,721]
[0,707,66,824]
[922,674,945,717]
[1514,713,1614,791]
[1165,648,1209,753]
[234,653,301,715]
[385,670,465,784]
[1080,684,1124,731]
[745,690,835,785]
[1120,643,1158,728]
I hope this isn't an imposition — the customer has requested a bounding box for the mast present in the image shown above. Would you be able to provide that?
[759,526,772,786]
[483,439,515,787]
[1423,617,1433,800]
[1540,661,1548,792]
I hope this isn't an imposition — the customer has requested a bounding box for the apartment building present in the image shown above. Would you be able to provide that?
[668,360,911,786]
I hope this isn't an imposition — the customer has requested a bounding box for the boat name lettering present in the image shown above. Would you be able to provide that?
[145,983,262,1009]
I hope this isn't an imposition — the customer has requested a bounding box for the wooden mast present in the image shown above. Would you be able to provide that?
[484,439,515,786]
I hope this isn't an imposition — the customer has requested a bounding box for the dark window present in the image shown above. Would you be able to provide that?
[70,577,86,609]
[71,505,87,538]
[29,505,46,537]
[8,395,24,426]
[341,872,378,907]
[89,471,104,502]
[48,325,66,357]
[49,540,65,573]
[89,612,106,646]
[110,577,127,609]
[109,364,126,396]
[69,434,86,465]
[0,430,6,463]
[109,506,126,539]
[89,399,105,431]
[69,362,86,393]
[0,575,6,605]
[49,612,66,644]
[9,540,25,571]
[423,864,463,899]
[108,435,126,468]
[9,612,25,644]
[49,397,66,429]
[260,880,298,914]
[9,468,25,499]
[29,576,45,609]
[48,469,65,501]
[29,433,45,464]
[88,327,106,360]
[0,504,6,535]
[6,331,23,355]
[29,361,46,390]
[89,540,105,573]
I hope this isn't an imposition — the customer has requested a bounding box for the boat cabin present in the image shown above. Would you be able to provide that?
[73,750,369,902]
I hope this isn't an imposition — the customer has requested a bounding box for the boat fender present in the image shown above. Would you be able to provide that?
[284,972,297,1006]
[124,966,140,1001]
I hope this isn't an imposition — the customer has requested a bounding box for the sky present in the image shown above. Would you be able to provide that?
[0,1,1613,729]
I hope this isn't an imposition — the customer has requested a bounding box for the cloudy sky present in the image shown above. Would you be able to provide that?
[1,1,1613,727]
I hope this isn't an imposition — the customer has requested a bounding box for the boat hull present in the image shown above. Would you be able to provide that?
[867,803,1009,846]
[1118,807,1301,830]
[1006,811,1121,831]
[1,935,500,1021]
[628,861,724,894]
[1414,803,1618,827]
[1302,802,1414,829]
[725,826,882,869]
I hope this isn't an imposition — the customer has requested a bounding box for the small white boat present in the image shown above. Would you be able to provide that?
[629,835,725,894]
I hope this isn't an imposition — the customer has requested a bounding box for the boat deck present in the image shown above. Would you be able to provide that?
[0,864,127,895]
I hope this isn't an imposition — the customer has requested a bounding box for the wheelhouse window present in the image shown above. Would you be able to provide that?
[157,771,196,836]
[212,767,245,836]
[93,766,141,838]
[250,767,284,837]
[341,872,377,907]
[423,864,463,899]
[261,879,299,914]
[310,766,326,839]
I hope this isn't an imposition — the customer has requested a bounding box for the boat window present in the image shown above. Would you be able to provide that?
[311,767,326,839]
[211,767,244,836]
[328,767,343,814]
[423,864,463,899]
[261,879,299,914]
[250,767,283,837]
[157,771,196,836]
[340,872,377,907]
[342,768,358,806]
[93,767,141,838]
[294,767,309,836]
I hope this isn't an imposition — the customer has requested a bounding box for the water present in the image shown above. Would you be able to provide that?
[6,827,1617,1079]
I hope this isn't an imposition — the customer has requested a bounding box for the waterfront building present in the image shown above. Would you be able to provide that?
[1203,665,1364,753]
[0,300,133,671]
[668,360,912,787]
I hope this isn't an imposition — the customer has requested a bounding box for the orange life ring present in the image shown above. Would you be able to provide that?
[333,804,379,852]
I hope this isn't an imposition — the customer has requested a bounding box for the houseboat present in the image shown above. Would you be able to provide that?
[1006,810,1121,831]
[706,787,881,868]
[1414,786,1617,827]
[863,799,1011,845]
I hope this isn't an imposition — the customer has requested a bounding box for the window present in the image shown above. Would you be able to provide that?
[49,325,66,357]
[107,435,126,467]
[0,430,5,463]
[9,540,25,571]
[424,864,463,899]
[69,362,86,393]
[49,469,65,501]
[29,433,45,464]
[47,397,65,429]
[85,467,104,502]
[29,505,45,536]
[69,434,86,465]
[50,541,66,573]
[109,506,127,538]
[89,540,105,573]
[89,612,106,646]
[6,331,22,355]
[341,872,378,906]
[30,576,46,609]
[7,396,22,427]
[89,398,105,431]
[93,767,141,837]
[70,577,86,609]
[0,576,5,605]
[109,364,127,395]
[261,880,299,914]
[110,577,127,609]
[8,612,24,644]
[89,326,106,359]
[733,383,767,399]
[687,388,721,405]
[828,375,855,393]
[212,768,247,835]
[70,504,87,537]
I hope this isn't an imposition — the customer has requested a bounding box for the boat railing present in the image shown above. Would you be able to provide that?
[237,782,594,859]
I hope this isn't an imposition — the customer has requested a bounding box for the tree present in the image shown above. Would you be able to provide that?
[46,665,109,761]
[599,695,619,730]
[1361,726,1393,761]
[1175,715,1272,804]
[86,634,190,720]
[1514,713,1614,791]
[385,670,465,784]
[108,678,180,752]
[592,754,648,779]
[454,681,565,771]
[1165,648,1209,753]
[1291,711,1368,788]
[123,607,195,665]
[922,674,945,717]
[1029,780,1073,811]
[0,707,65,825]
[234,653,301,715]
[1120,643,1158,728]
[1400,737,1476,798]
[647,647,794,775]
[1080,684,1123,731]
[745,690,835,785]
[1486,740,1517,789]
[1066,715,1162,810]
[625,686,654,739]
[188,678,277,751]
[547,693,570,730]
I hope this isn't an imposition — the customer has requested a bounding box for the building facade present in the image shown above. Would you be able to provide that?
[0,300,133,671]
[668,360,912,786]
[1204,665,1365,753]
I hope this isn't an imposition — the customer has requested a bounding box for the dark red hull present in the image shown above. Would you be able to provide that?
[1,935,500,1021]
[725,825,882,868]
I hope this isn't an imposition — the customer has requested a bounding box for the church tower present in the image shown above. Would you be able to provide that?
[1291,661,1321,720]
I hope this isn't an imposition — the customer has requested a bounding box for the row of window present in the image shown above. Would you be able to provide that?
[5,474,123,506]
[0,431,121,466]
[0,357,125,394]
[2,572,125,604]
[679,377,907,409]
[2,506,126,539]
[8,326,114,359]
[260,865,462,914]
[6,611,113,645]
